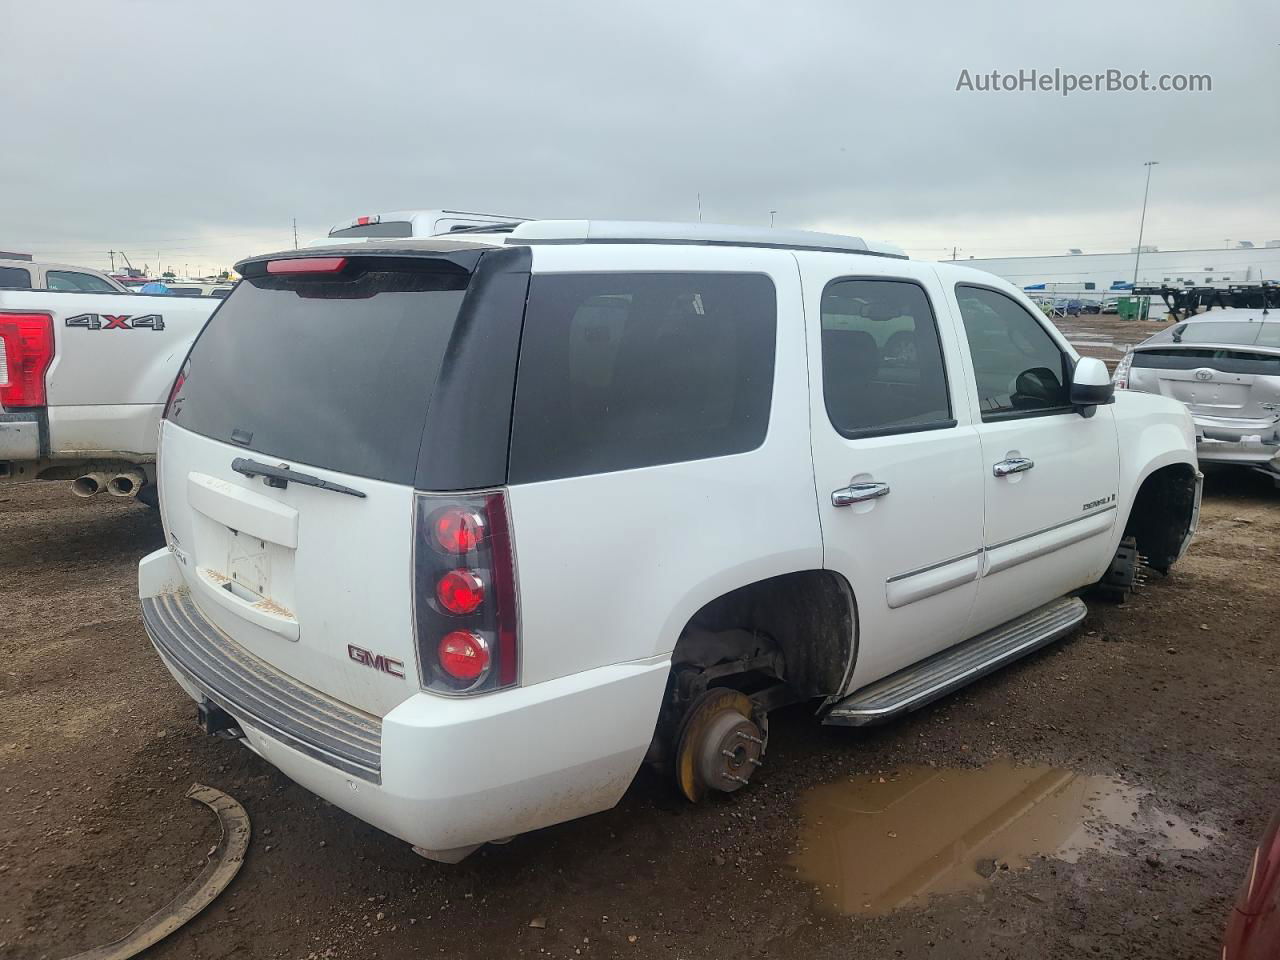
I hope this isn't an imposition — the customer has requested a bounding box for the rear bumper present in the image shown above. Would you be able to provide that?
[137,547,669,857]
[1195,434,1280,471]
[1192,413,1280,470]
[0,412,41,461]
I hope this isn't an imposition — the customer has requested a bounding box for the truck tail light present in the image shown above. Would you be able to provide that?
[413,490,519,694]
[0,313,54,408]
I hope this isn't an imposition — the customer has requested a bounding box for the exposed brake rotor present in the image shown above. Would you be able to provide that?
[674,688,767,803]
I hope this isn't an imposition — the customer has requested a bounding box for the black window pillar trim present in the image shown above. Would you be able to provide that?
[414,245,532,491]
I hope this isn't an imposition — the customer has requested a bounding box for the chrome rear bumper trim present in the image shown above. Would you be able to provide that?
[142,590,382,783]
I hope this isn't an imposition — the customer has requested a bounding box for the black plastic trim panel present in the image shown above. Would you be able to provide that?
[415,245,532,490]
[142,591,382,783]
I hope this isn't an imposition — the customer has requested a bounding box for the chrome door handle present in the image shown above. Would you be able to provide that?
[831,481,890,507]
[993,457,1035,478]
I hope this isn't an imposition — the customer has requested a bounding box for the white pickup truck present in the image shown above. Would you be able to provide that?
[0,289,220,502]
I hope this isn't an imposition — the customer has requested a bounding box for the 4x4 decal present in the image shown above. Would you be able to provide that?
[65,312,165,331]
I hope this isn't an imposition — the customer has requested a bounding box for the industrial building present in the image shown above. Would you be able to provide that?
[961,241,1280,296]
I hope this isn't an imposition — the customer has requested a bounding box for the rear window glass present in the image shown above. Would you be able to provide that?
[0,265,32,289]
[167,259,472,484]
[329,221,413,239]
[509,272,777,483]
[46,270,118,293]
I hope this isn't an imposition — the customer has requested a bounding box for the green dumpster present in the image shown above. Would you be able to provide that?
[1117,296,1150,321]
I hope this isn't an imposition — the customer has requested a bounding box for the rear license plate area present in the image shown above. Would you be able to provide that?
[227,529,270,598]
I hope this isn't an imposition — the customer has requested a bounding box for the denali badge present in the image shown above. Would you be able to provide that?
[348,644,405,679]
[1082,493,1116,512]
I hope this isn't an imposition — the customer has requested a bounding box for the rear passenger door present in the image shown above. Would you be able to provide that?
[504,247,823,686]
[804,258,986,693]
[946,282,1118,635]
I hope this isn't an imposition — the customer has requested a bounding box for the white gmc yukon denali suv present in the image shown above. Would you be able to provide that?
[137,221,1201,862]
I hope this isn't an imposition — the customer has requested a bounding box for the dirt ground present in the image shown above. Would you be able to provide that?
[1055,314,1164,372]
[2,466,1278,960]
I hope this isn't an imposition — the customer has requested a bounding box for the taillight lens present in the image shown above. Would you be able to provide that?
[432,508,486,553]
[0,313,54,408]
[436,569,486,614]
[438,631,490,682]
[414,491,518,694]
[1113,350,1134,390]
[265,256,348,275]
[163,357,190,420]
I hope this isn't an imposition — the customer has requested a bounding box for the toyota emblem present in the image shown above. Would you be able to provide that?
[1195,369,1213,381]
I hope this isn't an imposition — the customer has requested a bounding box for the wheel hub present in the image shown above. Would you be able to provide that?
[674,689,766,802]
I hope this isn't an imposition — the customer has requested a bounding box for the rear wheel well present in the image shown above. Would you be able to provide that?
[649,570,855,767]
[1123,463,1198,573]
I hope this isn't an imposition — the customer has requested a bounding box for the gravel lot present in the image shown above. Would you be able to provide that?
[2,461,1278,960]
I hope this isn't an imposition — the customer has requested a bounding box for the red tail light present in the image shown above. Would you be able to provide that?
[433,508,486,553]
[414,491,519,694]
[0,313,55,408]
[436,569,486,615]
[439,631,490,681]
[163,357,190,420]
[266,257,348,275]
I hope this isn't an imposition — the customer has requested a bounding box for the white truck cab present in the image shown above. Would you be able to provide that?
[137,221,1201,861]
[0,253,127,293]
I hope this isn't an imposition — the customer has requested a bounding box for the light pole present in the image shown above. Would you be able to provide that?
[1132,160,1159,287]
[769,210,777,227]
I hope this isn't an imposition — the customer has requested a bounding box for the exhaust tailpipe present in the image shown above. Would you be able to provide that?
[106,470,146,499]
[71,472,110,498]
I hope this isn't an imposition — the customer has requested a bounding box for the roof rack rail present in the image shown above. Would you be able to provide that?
[504,220,908,259]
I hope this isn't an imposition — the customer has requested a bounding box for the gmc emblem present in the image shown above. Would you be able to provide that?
[347,644,405,679]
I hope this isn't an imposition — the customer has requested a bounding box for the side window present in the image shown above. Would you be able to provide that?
[510,272,777,483]
[819,278,952,437]
[0,266,33,289]
[955,285,1072,419]
[46,270,117,292]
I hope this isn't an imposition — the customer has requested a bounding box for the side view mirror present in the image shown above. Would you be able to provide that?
[1070,356,1115,415]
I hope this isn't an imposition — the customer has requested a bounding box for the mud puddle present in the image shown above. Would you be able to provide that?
[791,760,1213,916]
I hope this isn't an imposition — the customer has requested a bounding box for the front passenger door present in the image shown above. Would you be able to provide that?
[948,282,1118,635]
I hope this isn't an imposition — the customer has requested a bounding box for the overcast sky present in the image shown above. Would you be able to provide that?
[3,0,1276,275]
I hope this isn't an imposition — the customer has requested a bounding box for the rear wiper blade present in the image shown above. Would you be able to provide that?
[231,457,366,499]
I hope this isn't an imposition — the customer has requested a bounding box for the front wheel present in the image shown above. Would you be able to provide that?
[1092,535,1152,601]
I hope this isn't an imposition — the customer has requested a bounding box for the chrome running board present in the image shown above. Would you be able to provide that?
[823,596,1087,727]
